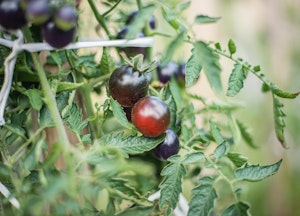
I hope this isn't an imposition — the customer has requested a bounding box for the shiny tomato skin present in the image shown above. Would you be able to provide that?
[42,21,76,48]
[0,0,27,30]
[153,129,180,160]
[109,65,149,107]
[131,96,170,137]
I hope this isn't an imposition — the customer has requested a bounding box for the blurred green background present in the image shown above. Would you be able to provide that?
[191,1,300,215]
[78,1,300,215]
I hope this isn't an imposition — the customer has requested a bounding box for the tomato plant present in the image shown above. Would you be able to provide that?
[0,0,298,215]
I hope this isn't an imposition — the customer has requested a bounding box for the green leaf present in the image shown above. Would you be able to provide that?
[186,41,222,93]
[169,78,184,111]
[187,177,217,216]
[23,137,45,170]
[272,96,287,148]
[214,142,230,159]
[162,32,185,64]
[177,1,191,12]
[209,120,224,145]
[100,48,116,75]
[222,202,250,216]
[159,155,186,215]
[3,124,27,140]
[126,5,156,39]
[25,89,43,111]
[253,65,261,72]
[108,177,149,204]
[163,84,178,132]
[236,120,257,148]
[235,159,282,182]
[227,63,247,97]
[270,83,299,99]
[56,82,84,93]
[227,153,248,167]
[64,103,87,134]
[194,15,221,24]
[110,98,133,130]
[228,39,236,55]
[183,152,205,164]
[102,132,165,155]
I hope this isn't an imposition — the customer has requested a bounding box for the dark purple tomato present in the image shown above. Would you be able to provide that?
[123,106,132,122]
[131,96,170,137]
[116,26,146,58]
[42,21,76,48]
[109,65,149,107]
[0,0,27,30]
[25,0,51,25]
[125,9,156,30]
[153,129,180,160]
[54,5,77,31]
[157,62,179,84]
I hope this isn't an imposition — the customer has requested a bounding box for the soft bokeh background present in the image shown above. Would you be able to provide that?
[190,1,300,215]
[79,1,300,215]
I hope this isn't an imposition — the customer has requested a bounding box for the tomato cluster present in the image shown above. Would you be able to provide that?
[109,63,180,161]
[0,0,77,48]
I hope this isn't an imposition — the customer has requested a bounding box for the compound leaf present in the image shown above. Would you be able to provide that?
[235,159,282,182]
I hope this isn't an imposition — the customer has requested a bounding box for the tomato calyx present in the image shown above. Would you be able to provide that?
[121,54,157,75]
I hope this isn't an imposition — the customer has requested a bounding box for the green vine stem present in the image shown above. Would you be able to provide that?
[22,28,72,151]
[87,0,113,39]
